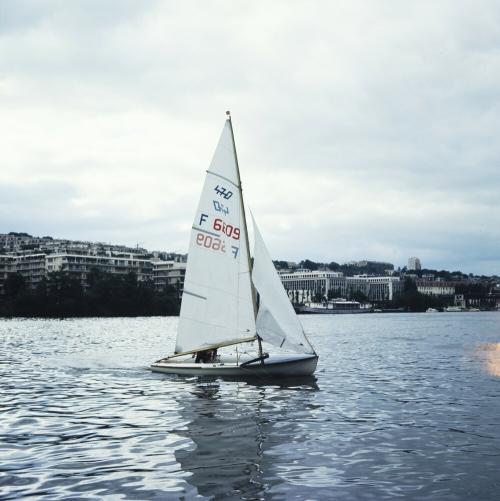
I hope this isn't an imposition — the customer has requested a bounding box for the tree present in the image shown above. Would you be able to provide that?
[350,290,369,303]
[0,268,181,318]
[300,259,319,271]
[4,273,25,297]
[327,288,342,300]
[387,277,450,312]
[403,277,417,292]
[273,260,290,270]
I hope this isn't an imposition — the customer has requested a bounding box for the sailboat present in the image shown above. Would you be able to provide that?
[151,113,318,377]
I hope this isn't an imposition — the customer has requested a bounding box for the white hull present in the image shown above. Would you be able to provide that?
[151,353,318,378]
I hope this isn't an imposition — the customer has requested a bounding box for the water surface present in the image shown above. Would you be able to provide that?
[1,313,500,499]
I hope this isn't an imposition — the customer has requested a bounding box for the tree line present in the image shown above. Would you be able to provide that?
[387,279,450,311]
[274,258,497,281]
[274,259,394,276]
[0,269,180,318]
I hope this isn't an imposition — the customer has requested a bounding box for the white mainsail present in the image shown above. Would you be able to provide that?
[251,215,315,355]
[175,120,256,354]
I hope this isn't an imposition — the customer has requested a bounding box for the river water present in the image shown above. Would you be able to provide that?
[1,313,500,500]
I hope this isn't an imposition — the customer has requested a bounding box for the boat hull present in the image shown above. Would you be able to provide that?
[151,354,318,378]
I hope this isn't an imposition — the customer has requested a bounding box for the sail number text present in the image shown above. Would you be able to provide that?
[214,185,233,199]
[198,214,240,241]
[213,218,240,240]
[196,233,239,258]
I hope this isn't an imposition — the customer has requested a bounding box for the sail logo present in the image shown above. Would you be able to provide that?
[213,200,229,215]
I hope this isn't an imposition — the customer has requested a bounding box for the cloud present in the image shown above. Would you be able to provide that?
[0,1,499,274]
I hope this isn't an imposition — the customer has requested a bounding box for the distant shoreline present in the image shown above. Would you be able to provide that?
[1,310,498,320]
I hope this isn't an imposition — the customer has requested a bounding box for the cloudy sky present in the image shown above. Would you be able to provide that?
[1,1,499,274]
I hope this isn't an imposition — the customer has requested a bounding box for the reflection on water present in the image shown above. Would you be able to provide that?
[179,381,268,499]
[176,378,318,499]
[1,314,500,499]
[474,342,500,376]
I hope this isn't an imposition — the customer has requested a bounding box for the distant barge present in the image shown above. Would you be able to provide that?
[295,300,406,314]
[297,299,371,314]
[299,306,372,314]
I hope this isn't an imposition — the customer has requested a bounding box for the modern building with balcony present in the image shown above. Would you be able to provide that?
[45,253,154,284]
[13,254,47,289]
[0,255,16,295]
[0,233,190,295]
[152,260,186,291]
[0,254,47,293]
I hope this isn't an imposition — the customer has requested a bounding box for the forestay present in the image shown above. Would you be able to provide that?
[175,120,256,354]
[251,215,315,355]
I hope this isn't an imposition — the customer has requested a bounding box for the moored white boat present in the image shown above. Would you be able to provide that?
[151,113,318,378]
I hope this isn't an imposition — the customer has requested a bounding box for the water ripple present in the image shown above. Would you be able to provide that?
[1,314,500,499]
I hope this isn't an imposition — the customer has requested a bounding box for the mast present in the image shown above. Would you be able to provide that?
[226,111,258,318]
[226,111,264,359]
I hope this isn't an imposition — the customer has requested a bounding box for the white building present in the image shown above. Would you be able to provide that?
[280,271,346,302]
[0,254,48,293]
[0,232,152,258]
[14,254,47,289]
[416,280,455,296]
[0,252,188,294]
[408,257,422,271]
[353,276,403,301]
[0,255,15,294]
[45,253,154,284]
[152,260,186,291]
[0,233,38,252]
[0,233,188,295]
[280,270,402,303]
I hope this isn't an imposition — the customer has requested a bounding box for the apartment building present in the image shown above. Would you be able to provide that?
[0,233,38,252]
[14,254,47,289]
[152,260,186,291]
[408,257,422,271]
[45,253,154,284]
[0,255,15,294]
[1,252,189,295]
[0,254,46,293]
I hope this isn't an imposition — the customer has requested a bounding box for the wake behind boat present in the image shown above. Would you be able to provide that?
[151,113,318,378]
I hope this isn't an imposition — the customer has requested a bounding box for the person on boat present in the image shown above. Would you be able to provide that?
[195,349,217,363]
